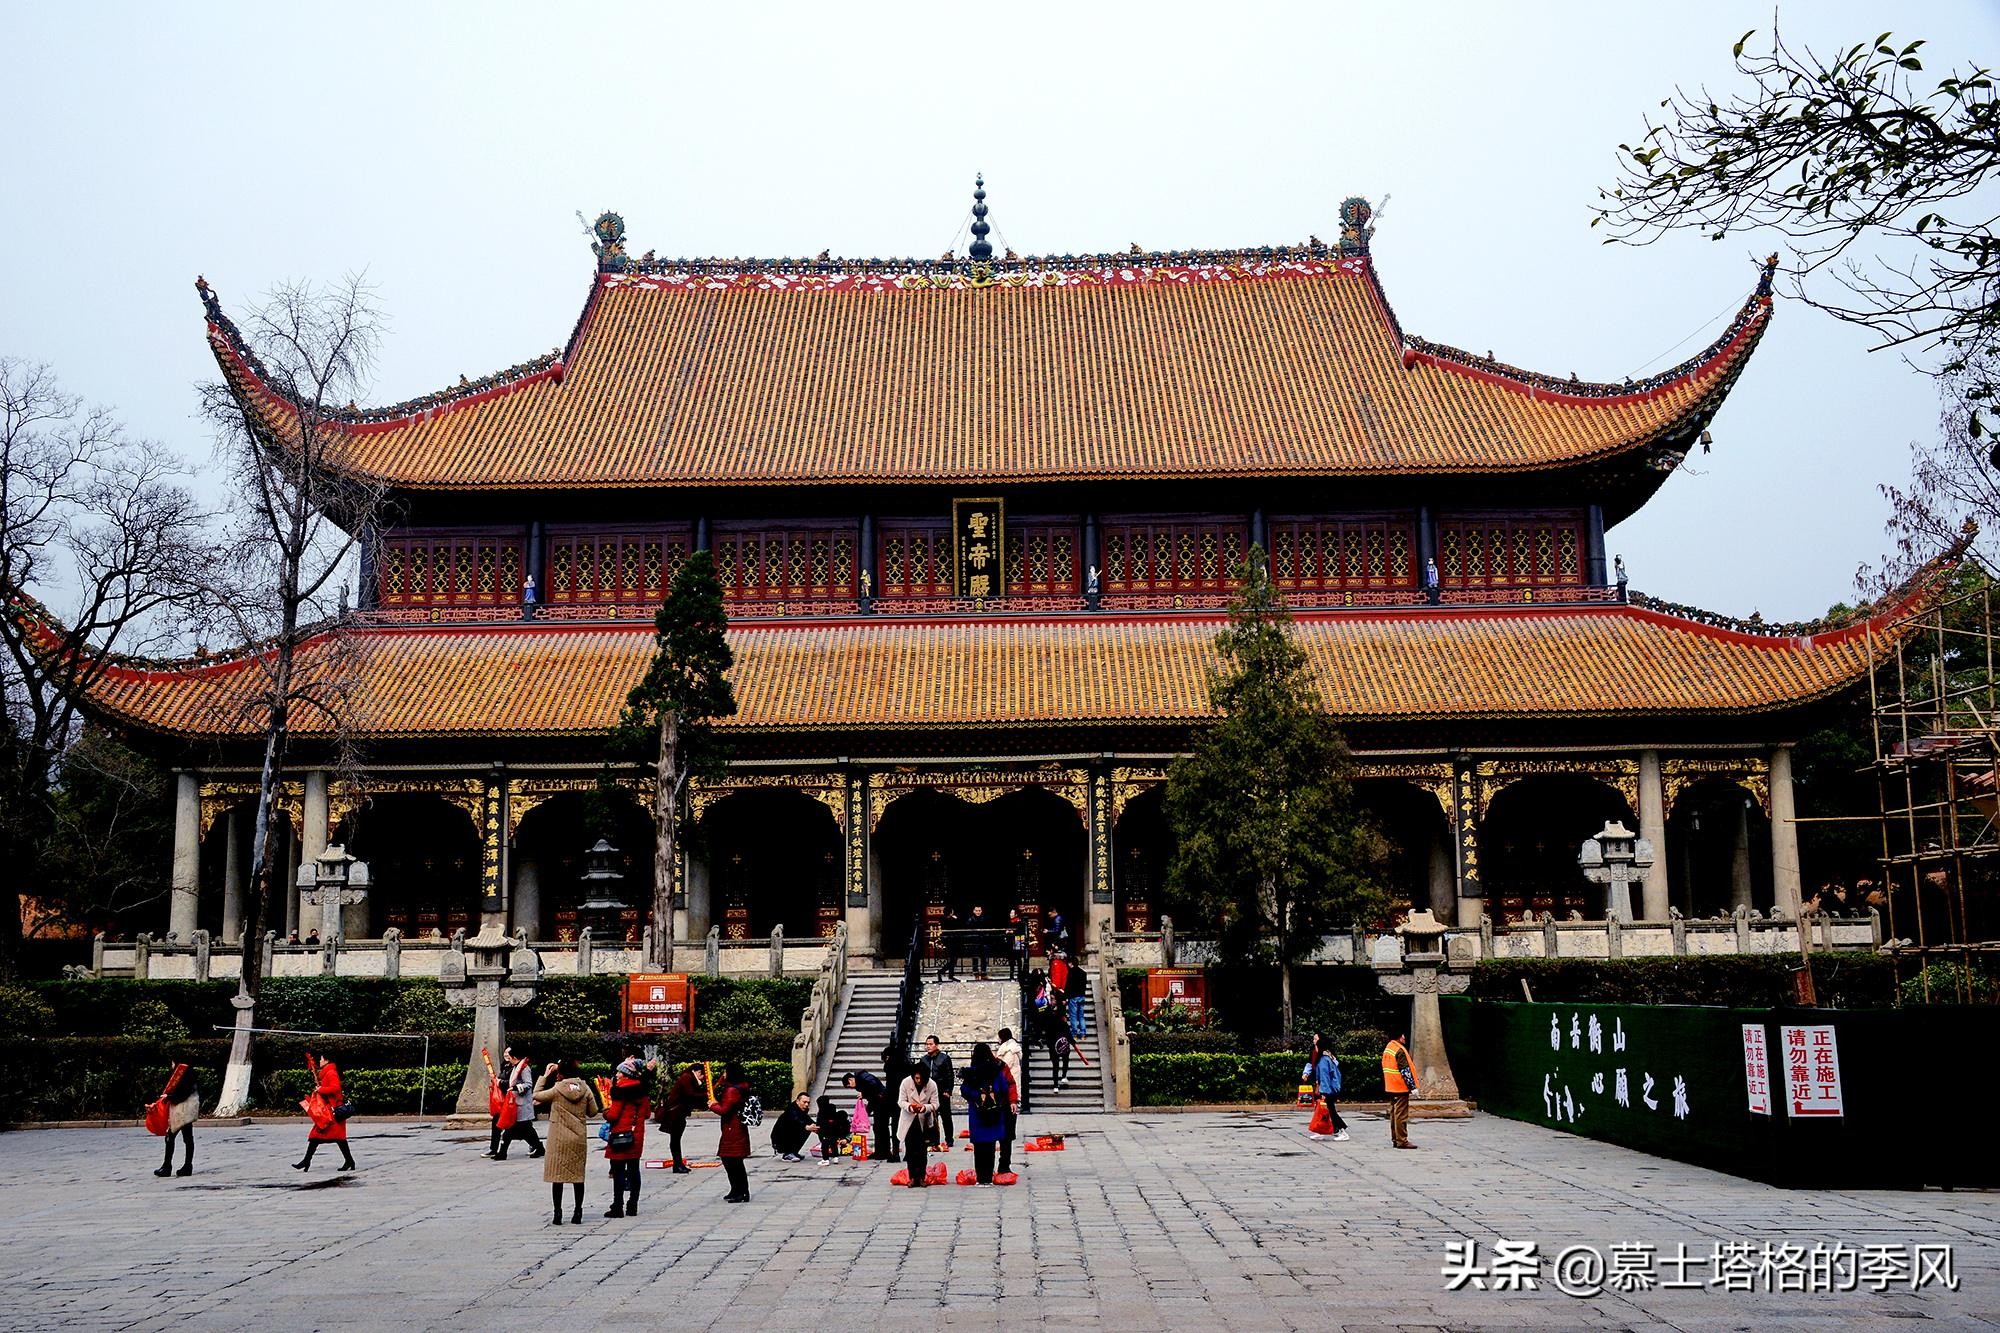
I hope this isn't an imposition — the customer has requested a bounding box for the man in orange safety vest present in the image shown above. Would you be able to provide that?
[1381,1031,1418,1149]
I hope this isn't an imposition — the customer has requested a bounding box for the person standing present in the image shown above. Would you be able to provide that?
[918,1036,955,1149]
[995,1027,1024,1174]
[1007,908,1028,980]
[1312,1037,1350,1141]
[1064,961,1090,1040]
[1044,909,1069,958]
[896,1065,939,1187]
[151,1063,200,1177]
[958,1042,1012,1184]
[844,1070,894,1160]
[534,1058,601,1224]
[939,906,963,982]
[966,904,993,978]
[710,1061,755,1203]
[293,1052,354,1173]
[602,1079,648,1218]
[657,1064,705,1173]
[1382,1031,1418,1150]
[498,1047,544,1159]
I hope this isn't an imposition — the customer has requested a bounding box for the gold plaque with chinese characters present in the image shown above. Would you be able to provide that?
[952,498,1006,600]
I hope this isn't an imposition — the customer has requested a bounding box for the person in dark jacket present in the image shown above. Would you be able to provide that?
[770,1092,816,1161]
[152,1063,201,1177]
[814,1095,850,1164]
[843,1070,894,1160]
[958,1042,1014,1184]
[918,1035,956,1149]
[709,1061,754,1203]
[655,1065,705,1173]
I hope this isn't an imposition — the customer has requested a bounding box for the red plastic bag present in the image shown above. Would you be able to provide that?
[890,1169,911,1186]
[495,1096,519,1130]
[956,1168,978,1186]
[925,1161,947,1185]
[993,1171,1019,1186]
[1307,1098,1335,1137]
[144,1098,171,1136]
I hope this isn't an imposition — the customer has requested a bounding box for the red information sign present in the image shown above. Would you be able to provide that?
[1144,967,1208,1023]
[623,973,694,1034]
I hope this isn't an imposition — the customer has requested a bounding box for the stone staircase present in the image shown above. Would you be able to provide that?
[1019,971,1109,1114]
[815,971,903,1097]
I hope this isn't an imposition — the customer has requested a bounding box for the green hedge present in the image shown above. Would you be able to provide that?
[1116,964,1406,1043]
[1130,1051,1387,1105]
[1465,953,1900,1009]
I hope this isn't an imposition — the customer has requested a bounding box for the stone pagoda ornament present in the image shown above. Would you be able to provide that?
[297,846,369,963]
[1579,820,1655,923]
[1373,909,1471,1117]
[443,922,542,1120]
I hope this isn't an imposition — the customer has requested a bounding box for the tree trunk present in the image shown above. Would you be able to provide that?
[648,710,679,972]
[1280,958,1294,1050]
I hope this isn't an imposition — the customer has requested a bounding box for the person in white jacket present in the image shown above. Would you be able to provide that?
[995,1026,1025,1174]
[895,1067,940,1186]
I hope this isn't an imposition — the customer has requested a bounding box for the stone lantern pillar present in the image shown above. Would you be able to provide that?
[442,924,542,1121]
[1374,909,1471,1116]
[297,845,370,968]
[575,838,631,945]
[1579,820,1655,923]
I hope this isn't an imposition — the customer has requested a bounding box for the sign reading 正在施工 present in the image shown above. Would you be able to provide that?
[1741,1023,1772,1115]
[952,498,1005,601]
[1780,1024,1843,1118]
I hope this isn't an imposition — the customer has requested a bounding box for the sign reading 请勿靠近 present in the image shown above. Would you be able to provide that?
[1742,1023,1772,1115]
[1780,1024,1843,1118]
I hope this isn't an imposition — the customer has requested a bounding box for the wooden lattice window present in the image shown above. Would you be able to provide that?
[713,525,856,600]
[1003,522,1081,597]
[1436,512,1585,588]
[879,525,952,597]
[1100,519,1249,594]
[1269,514,1417,590]
[544,527,694,604]
[378,531,525,606]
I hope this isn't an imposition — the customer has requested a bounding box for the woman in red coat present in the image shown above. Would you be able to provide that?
[602,1089,649,1218]
[709,1061,753,1203]
[294,1052,355,1172]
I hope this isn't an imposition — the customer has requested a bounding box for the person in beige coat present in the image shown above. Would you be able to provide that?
[895,1066,940,1187]
[534,1059,602,1225]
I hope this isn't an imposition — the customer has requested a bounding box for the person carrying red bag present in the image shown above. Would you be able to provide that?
[294,1052,355,1172]
[147,1063,202,1177]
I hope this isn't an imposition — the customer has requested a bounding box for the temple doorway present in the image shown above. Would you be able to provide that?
[1111,784,1171,933]
[511,791,655,942]
[700,790,843,939]
[876,786,1086,960]
[342,794,481,938]
[1353,780,1454,918]
[1667,779,1772,917]
[1478,775,1633,921]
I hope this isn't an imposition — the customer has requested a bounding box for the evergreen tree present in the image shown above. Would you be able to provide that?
[1165,548,1386,1043]
[614,550,736,970]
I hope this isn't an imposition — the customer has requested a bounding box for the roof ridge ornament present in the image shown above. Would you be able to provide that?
[968,174,994,263]
[1337,197,1374,257]
[589,211,629,272]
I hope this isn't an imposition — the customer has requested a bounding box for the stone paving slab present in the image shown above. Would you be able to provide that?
[0,1109,1993,1330]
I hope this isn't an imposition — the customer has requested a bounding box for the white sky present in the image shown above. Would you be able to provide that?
[4,1,1994,620]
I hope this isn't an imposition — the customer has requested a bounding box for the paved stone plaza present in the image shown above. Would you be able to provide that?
[1,1109,1992,1331]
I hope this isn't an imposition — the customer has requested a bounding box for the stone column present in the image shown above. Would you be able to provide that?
[302,771,330,865]
[684,851,711,943]
[512,855,541,939]
[170,772,200,939]
[282,823,302,940]
[1637,750,1670,921]
[221,808,245,944]
[1427,823,1455,919]
[1769,745,1803,920]
[1730,799,1755,910]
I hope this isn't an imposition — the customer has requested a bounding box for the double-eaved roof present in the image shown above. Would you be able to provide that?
[62,602,1905,742]
[205,242,1770,492]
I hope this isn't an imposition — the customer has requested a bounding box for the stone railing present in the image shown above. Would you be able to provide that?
[92,925,838,981]
[791,922,851,1098]
[1095,922,1131,1111]
[1095,907,1880,971]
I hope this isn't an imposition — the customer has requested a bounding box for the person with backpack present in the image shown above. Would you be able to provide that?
[958,1042,1013,1184]
[601,1077,648,1218]
[1309,1035,1349,1141]
[710,1061,756,1202]
[293,1052,354,1173]
[149,1062,201,1177]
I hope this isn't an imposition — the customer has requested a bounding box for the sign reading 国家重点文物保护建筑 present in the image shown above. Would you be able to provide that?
[1780,1024,1843,1118]
[1741,1024,1771,1116]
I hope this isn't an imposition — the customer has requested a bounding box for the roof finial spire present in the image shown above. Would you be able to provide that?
[968,173,993,263]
